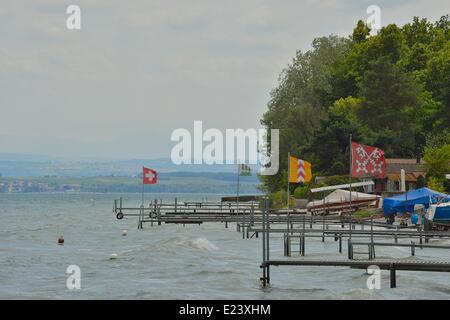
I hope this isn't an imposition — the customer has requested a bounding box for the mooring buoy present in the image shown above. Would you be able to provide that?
[58,236,64,245]
[121,229,128,236]
[109,253,118,260]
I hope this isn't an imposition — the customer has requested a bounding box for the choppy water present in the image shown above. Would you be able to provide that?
[1,193,450,299]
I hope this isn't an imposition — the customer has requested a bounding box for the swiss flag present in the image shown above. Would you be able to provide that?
[143,167,158,184]
[351,142,386,178]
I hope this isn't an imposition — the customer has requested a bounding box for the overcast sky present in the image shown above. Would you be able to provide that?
[1,0,448,159]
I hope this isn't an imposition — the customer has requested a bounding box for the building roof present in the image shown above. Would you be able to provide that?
[386,158,426,175]
[386,158,425,165]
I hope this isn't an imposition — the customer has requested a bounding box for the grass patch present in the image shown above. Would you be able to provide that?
[352,209,374,219]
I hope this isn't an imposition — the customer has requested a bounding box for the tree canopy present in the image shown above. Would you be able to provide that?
[260,15,450,193]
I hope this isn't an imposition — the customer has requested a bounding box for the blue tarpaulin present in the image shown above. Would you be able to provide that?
[383,187,450,216]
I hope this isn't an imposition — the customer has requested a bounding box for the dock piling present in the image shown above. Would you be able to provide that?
[390,264,396,288]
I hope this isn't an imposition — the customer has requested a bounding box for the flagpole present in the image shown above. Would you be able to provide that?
[349,134,352,240]
[141,166,144,207]
[287,152,290,210]
[236,163,240,212]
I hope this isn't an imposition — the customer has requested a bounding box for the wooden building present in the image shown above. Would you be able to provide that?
[373,158,426,194]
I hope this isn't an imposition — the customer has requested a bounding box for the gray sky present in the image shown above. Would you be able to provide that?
[1,0,448,159]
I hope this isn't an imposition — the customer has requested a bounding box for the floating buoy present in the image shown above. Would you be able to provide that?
[121,229,128,236]
[109,253,118,260]
[58,236,64,245]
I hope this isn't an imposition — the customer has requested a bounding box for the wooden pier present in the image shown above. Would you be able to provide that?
[261,259,450,288]
[257,198,450,288]
[112,197,450,289]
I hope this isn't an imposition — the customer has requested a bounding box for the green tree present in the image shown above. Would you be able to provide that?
[260,35,350,192]
[260,16,450,193]
[424,144,450,180]
[352,20,371,43]
[357,57,421,156]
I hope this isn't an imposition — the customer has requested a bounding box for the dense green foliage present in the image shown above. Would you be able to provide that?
[261,16,450,194]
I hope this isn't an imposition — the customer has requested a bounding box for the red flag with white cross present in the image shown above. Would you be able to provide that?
[351,142,386,178]
[143,167,158,184]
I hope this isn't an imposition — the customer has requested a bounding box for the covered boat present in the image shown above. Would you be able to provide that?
[307,189,381,215]
[383,187,450,216]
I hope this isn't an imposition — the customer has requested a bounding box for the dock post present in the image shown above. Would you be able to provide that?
[301,234,305,256]
[138,205,144,230]
[174,197,178,213]
[261,199,267,287]
[266,200,270,284]
[370,213,374,258]
[157,201,161,226]
[390,264,396,288]
[394,234,398,244]
[411,241,415,256]
[339,234,342,253]
[288,235,291,256]
[251,202,255,226]
[299,235,302,255]
[225,221,228,228]
[322,215,325,242]
[348,239,353,259]
[283,234,289,256]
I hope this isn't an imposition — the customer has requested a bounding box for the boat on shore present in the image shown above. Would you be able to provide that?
[427,202,450,230]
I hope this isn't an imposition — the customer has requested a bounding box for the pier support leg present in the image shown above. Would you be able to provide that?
[322,217,325,242]
[339,234,342,254]
[390,266,396,288]
[301,234,305,256]
[299,236,302,255]
[348,240,353,260]
[261,265,267,287]
[411,241,415,256]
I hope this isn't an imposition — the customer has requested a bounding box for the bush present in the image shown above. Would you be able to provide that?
[293,186,309,199]
[268,190,296,208]
[427,177,446,193]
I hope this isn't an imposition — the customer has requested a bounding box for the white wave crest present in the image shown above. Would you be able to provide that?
[176,237,218,251]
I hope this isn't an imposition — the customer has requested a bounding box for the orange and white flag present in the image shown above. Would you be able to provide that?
[289,156,312,183]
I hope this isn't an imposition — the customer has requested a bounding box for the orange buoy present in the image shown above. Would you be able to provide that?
[58,236,64,245]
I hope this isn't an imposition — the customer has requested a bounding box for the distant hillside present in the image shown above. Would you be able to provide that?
[0,153,260,177]
[0,172,261,194]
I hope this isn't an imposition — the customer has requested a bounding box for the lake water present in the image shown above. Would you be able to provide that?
[1,193,450,299]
